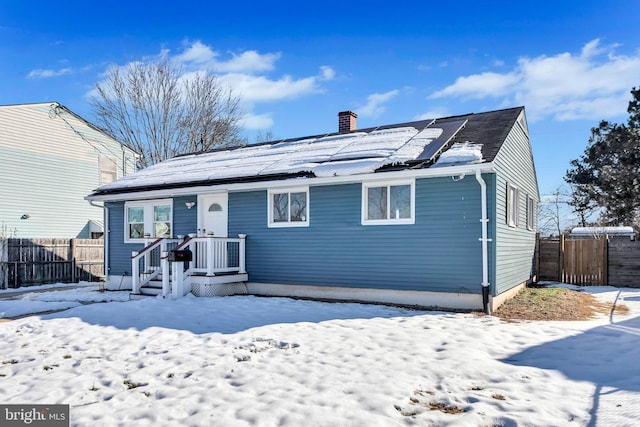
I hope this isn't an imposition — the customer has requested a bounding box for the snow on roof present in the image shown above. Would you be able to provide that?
[432,142,483,167]
[96,124,445,191]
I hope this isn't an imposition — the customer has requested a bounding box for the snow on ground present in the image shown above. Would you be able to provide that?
[0,282,88,294]
[0,283,128,318]
[0,285,639,426]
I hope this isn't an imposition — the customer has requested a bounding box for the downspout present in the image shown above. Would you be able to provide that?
[89,200,109,284]
[475,169,491,314]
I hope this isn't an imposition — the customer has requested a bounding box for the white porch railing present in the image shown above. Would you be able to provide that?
[131,235,246,298]
[131,238,181,295]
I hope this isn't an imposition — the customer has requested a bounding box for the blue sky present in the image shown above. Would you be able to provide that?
[1,1,639,197]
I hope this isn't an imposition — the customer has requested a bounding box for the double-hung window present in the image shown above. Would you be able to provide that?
[125,199,173,242]
[268,187,309,227]
[362,180,415,225]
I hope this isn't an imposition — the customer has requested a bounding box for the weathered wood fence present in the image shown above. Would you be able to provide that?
[0,238,104,289]
[536,234,640,287]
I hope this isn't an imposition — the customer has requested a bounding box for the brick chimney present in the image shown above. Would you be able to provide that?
[338,111,357,133]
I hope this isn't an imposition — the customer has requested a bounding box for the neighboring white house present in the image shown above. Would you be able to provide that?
[0,102,137,238]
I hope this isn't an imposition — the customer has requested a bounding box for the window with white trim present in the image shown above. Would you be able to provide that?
[268,188,309,227]
[526,195,535,231]
[506,183,519,227]
[125,199,173,242]
[362,180,415,225]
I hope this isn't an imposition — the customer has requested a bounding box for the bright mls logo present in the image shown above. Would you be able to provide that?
[1,405,69,426]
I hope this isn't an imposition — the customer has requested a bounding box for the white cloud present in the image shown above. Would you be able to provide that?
[174,41,217,64]
[27,67,72,79]
[242,112,274,130]
[358,90,399,118]
[174,41,280,74]
[90,41,334,126]
[430,39,640,121]
[431,71,519,99]
[221,73,321,103]
[319,66,335,81]
[216,50,280,73]
[173,41,329,103]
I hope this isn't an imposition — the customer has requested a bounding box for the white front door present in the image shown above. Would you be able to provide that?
[198,193,228,237]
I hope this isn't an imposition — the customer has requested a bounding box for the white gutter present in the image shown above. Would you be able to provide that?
[475,169,491,314]
[89,200,109,280]
[86,163,496,202]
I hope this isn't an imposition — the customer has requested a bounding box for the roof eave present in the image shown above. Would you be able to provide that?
[86,162,496,202]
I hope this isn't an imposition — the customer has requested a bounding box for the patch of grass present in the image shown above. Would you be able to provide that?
[492,393,506,400]
[2,359,18,365]
[123,379,146,390]
[427,402,465,414]
[494,287,629,321]
[62,354,72,359]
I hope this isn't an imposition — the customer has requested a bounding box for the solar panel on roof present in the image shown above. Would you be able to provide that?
[415,119,467,162]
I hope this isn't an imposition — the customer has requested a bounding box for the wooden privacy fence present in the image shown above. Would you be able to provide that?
[0,238,104,289]
[537,234,640,287]
[608,239,640,286]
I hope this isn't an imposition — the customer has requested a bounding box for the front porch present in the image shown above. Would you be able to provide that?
[131,235,248,298]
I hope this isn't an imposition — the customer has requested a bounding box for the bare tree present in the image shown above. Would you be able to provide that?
[90,57,244,168]
[537,186,574,237]
[255,130,276,144]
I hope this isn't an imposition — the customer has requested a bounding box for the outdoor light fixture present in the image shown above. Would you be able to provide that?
[185,201,196,209]
[20,214,30,220]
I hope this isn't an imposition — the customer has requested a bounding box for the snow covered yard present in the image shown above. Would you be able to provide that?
[0,282,130,319]
[0,285,639,426]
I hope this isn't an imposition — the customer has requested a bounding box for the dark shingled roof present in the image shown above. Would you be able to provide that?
[434,106,524,163]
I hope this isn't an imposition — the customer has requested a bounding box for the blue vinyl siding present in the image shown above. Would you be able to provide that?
[106,196,197,276]
[493,114,539,295]
[173,195,198,237]
[106,201,133,276]
[229,176,492,294]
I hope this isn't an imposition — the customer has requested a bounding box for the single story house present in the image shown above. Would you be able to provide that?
[87,107,539,313]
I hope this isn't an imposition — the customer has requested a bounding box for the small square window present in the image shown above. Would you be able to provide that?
[268,188,309,227]
[363,181,414,225]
